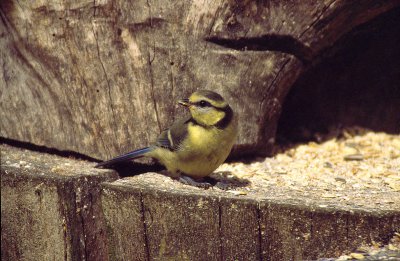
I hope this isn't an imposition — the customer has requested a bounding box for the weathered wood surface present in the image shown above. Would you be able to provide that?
[102,174,400,261]
[1,1,398,160]
[0,144,118,261]
[2,144,400,260]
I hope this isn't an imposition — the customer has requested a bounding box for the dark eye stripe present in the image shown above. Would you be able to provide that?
[196,100,212,107]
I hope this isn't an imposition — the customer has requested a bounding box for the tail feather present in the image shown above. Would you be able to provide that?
[95,147,153,168]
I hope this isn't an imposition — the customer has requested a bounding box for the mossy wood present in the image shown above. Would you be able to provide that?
[1,0,398,159]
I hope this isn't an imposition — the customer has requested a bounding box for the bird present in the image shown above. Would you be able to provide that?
[96,90,238,185]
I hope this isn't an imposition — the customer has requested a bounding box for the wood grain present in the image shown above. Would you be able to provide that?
[2,144,399,260]
[0,0,398,159]
[101,174,400,260]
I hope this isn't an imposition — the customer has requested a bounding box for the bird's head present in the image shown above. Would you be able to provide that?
[178,90,233,128]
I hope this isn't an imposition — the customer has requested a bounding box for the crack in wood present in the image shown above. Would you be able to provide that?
[206,34,313,63]
[62,210,69,261]
[147,40,162,133]
[139,192,151,261]
[65,30,110,159]
[73,183,89,261]
[256,202,264,261]
[299,0,338,40]
[92,0,97,17]
[345,214,350,251]
[218,203,223,261]
[66,26,110,156]
[57,182,75,261]
[309,211,315,255]
[0,137,99,162]
[145,0,162,134]
[167,42,176,117]
[91,8,119,158]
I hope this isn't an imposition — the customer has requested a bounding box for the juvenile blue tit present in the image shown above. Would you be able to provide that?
[96,90,238,180]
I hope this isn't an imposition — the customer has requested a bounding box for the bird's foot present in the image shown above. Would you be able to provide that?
[179,176,212,189]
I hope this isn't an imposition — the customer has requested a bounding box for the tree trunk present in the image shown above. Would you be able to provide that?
[1,0,398,159]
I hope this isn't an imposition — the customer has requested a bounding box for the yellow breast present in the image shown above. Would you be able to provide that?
[150,118,238,178]
[175,120,238,178]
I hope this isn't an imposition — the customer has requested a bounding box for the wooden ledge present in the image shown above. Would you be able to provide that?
[102,173,399,260]
[1,144,399,260]
[1,144,118,261]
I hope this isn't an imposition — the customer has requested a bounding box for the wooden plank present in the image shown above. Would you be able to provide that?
[219,197,261,260]
[101,176,262,260]
[99,173,400,260]
[261,201,313,261]
[141,187,220,260]
[1,175,69,260]
[0,144,118,261]
[2,145,399,260]
[347,211,400,251]
[101,183,147,261]
[306,209,349,258]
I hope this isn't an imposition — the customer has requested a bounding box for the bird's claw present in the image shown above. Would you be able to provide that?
[179,176,212,189]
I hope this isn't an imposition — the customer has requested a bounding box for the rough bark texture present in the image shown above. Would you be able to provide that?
[1,144,118,261]
[1,0,398,159]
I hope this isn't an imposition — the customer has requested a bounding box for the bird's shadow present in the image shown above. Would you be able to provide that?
[207,171,251,189]
[103,163,250,189]
[109,161,165,178]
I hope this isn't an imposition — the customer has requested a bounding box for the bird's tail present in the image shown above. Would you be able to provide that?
[95,147,154,168]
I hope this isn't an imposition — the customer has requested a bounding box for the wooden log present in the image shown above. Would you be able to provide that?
[101,183,147,261]
[142,188,221,260]
[261,202,313,260]
[219,197,261,260]
[1,1,398,159]
[0,144,118,261]
[2,144,399,260]
[101,173,400,260]
[304,210,349,257]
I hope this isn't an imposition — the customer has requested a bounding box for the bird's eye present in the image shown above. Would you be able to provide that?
[199,100,209,107]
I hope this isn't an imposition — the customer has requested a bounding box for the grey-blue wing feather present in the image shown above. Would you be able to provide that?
[96,116,192,168]
[95,147,153,168]
[155,116,191,151]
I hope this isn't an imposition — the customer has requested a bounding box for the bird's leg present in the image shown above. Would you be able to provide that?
[179,175,212,189]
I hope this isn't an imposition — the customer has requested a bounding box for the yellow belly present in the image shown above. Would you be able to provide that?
[150,120,237,179]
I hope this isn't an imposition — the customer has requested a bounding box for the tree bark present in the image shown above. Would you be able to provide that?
[1,0,398,159]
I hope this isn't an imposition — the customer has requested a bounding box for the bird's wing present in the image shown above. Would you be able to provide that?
[95,147,153,168]
[155,116,191,151]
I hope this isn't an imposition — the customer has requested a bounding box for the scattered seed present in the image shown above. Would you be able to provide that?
[324,162,333,168]
[387,244,398,251]
[226,190,247,196]
[335,177,347,183]
[322,193,337,198]
[344,154,364,161]
[350,253,365,260]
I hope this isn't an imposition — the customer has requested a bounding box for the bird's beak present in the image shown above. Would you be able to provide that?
[178,98,190,107]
